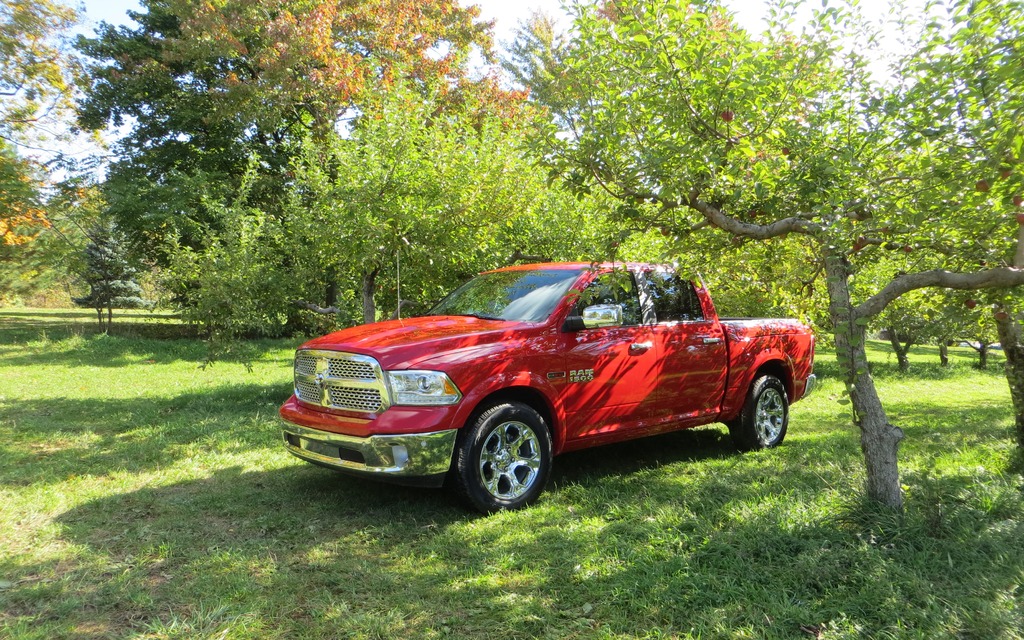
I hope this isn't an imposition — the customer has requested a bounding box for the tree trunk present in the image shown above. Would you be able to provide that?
[995,314,1024,449]
[887,327,910,373]
[96,307,104,330]
[825,254,904,510]
[361,267,379,325]
[107,306,113,328]
[979,343,988,369]
[939,341,949,367]
[325,278,339,309]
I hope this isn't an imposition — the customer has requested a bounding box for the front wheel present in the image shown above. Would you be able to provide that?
[453,401,552,513]
[728,374,789,451]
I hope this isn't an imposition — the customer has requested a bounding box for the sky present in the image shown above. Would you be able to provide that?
[77,0,573,43]
[77,0,908,60]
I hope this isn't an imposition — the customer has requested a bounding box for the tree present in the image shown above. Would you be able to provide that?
[73,225,151,329]
[0,179,104,304]
[511,0,1024,510]
[0,139,48,245]
[75,0,497,262]
[162,79,614,338]
[1,0,80,244]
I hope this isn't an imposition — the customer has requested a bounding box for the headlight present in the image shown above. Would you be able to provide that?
[387,370,462,406]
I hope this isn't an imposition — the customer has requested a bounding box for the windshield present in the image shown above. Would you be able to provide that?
[428,268,584,323]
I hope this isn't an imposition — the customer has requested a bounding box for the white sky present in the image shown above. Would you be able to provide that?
[77,0,910,61]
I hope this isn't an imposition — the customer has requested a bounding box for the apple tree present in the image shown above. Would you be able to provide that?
[513,0,1024,509]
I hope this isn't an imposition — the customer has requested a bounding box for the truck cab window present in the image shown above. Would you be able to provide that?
[646,271,704,322]
[576,271,643,326]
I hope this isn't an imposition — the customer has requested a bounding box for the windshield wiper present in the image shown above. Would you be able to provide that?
[459,313,504,321]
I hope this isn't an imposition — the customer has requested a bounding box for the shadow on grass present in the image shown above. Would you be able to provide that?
[14,427,1019,639]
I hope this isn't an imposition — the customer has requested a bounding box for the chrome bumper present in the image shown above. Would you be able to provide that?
[282,423,457,487]
[802,374,818,399]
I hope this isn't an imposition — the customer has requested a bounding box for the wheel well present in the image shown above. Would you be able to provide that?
[753,361,793,400]
[468,387,559,449]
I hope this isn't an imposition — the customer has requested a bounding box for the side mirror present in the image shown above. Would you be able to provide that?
[581,304,623,329]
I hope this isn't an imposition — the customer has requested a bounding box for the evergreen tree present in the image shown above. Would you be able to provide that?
[73,226,150,329]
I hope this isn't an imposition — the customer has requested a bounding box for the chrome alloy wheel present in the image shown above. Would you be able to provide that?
[478,420,542,500]
[755,387,786,444]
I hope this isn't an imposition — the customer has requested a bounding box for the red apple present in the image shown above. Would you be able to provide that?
[976,179,990,193]
[720,110,734,122]
[965,299,978,309]
[1000,169,1012,179]
[1014,195,1023,207]
[781,147,791,156]
[995,311,1010,321]
[660,227,671,236]
[1016,212,1024,225]
[902,245,913,253]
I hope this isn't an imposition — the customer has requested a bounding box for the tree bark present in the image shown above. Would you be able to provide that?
[361,267,379,325]
[979,343,989,369]
[939,341,949,367]
[995,313,1024,450]
[825,254,904,510]
[886,327,910,373]
[325,278,339,309]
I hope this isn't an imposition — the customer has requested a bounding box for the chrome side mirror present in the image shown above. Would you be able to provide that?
[581,304,623,329]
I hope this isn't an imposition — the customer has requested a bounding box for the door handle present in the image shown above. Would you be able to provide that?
[695,335,722,344]
[629,341,653,354]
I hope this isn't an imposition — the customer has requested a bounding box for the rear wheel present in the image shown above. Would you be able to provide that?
[728,374,788,451]
[453,401,552,513]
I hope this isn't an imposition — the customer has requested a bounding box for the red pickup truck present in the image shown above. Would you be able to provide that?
[280,263,816,512]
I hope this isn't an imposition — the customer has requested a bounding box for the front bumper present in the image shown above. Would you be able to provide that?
[281,422,458,488]
[801,374,818,400]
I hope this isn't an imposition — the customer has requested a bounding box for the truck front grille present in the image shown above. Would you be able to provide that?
[293,350,390,413]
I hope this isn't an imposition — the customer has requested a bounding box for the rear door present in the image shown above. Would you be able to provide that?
[641,269,728,422]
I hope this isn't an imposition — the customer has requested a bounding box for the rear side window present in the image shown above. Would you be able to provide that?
[646,271,704,322]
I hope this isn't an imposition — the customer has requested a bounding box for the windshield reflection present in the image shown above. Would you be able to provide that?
[428,269,583,323]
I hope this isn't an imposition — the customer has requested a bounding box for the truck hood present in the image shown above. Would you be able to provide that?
[298,315,534,370]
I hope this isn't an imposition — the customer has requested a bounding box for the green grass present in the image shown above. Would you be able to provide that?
[1,308,1022,639]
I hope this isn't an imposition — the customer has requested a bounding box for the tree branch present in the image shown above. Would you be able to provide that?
[687,199,824,241]
[293,300,342,315]
[855,267,1024,319]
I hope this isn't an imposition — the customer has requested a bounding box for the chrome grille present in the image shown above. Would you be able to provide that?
[327,387,383,412]
[295,379,323,404]
[295,354,319,376]
[293,350,390,413]
[327,358,376,380]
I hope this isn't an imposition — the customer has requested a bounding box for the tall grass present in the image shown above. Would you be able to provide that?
[1,309,1021,639]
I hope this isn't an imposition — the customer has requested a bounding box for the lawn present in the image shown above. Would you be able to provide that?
[1,309,1022,639]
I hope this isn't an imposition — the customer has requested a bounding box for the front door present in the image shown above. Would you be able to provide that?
[559,270,664,442]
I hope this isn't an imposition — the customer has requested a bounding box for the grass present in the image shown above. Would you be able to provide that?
[1,308,1022,639]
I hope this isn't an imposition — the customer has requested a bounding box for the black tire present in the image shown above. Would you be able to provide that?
[728,375,788,451]
[453,401,552,513]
